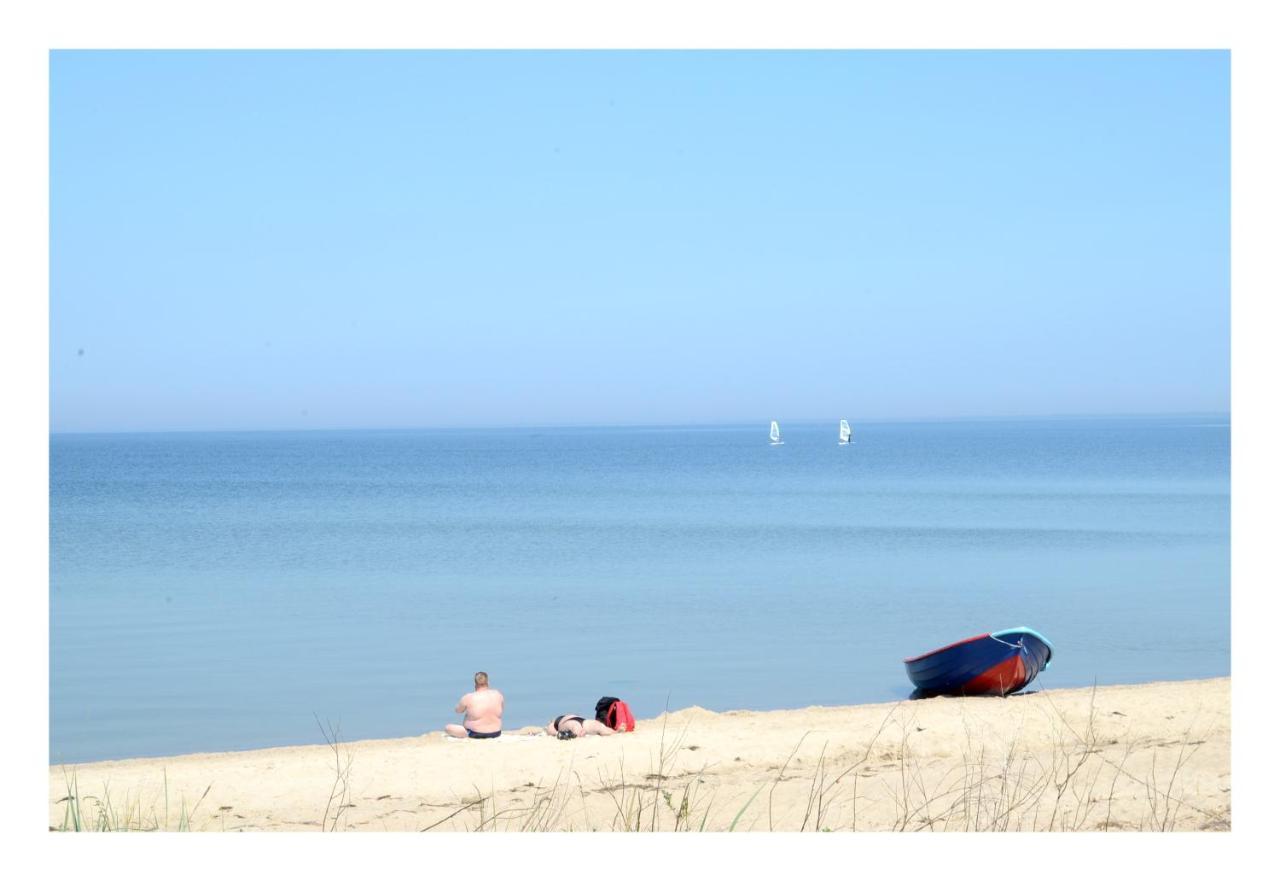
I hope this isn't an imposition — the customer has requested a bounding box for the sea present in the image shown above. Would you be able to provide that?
[49,416,1230,763]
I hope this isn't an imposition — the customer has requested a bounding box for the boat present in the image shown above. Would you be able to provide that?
[769,420,784,445]
[838,419,852,445]
[904,627,1053,697]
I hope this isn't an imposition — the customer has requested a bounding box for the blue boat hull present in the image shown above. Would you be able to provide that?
[904,628,1053,696]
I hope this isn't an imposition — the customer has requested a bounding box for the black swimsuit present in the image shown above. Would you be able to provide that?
[553,715,586,731]
[466,728,501,739]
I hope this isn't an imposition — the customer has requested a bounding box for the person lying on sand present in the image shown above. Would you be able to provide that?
[445,671,504,739]
[546,713,615,739]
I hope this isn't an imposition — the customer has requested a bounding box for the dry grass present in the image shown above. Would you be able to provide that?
[384,692,1226,832]
[53,766,213,832]
[52,687,1230,833]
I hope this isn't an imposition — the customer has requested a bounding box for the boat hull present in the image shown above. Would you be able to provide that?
[904,628,1053,697]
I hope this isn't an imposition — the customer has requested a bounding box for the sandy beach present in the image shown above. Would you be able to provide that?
[49,677,1229,832]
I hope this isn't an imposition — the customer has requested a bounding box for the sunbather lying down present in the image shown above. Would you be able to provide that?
[547,714,615,739]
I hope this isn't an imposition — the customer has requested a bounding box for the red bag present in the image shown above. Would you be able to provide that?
[606,699,636,732]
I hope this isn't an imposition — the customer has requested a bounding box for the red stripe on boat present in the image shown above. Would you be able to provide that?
[902,632,991,664]
[962,654,1028,696]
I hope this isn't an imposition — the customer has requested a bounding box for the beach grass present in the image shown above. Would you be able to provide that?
[49,680,1230,832]
[54,766,213,832]
[52,719,1226,832]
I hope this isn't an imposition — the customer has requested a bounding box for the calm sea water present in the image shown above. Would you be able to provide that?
[50,417,1230,763]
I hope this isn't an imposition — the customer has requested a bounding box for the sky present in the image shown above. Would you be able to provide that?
[49,51,1229,432]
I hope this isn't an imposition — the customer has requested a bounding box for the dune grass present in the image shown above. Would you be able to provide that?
[54,766,213,832]
[398,688,1226,832]
[51,687,1229,832]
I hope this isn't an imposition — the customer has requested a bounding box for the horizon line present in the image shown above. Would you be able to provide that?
[48,410,1232,437]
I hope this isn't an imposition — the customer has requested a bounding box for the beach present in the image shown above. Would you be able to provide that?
[49,677,1230,832]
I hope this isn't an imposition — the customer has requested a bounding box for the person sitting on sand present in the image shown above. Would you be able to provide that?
[445,671,504,739]
[546,713,615,739]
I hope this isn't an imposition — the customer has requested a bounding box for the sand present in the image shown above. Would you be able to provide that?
[49,677,1230,832]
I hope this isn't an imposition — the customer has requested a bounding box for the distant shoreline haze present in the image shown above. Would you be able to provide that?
[47,411,1232,437]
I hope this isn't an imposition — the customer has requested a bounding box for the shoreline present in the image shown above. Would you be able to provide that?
[51,677,1230,831]
[49,676,1228,768]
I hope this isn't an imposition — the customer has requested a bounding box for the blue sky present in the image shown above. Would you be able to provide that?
[50,51,1229,432]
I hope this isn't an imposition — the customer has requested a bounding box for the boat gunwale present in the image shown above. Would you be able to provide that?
[902,632,992,664]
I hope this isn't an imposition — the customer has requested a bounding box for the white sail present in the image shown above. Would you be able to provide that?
[839,419,852,444]
[769,420,783,444]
